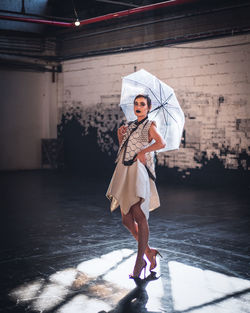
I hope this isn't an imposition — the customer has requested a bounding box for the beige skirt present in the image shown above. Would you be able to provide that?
[106,147,160,220]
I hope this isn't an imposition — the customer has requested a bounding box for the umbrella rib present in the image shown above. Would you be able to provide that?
[149,95,174,122]
[159,81,162,104]
[163,105,183,140]
[162,106,169,139]
[150,88,162,104]
[149,101,169,139]
[149,103,162,120]
[150,93,173,113]
[162,105,178,124]
[163,93,173,105]
[150,104,169,138]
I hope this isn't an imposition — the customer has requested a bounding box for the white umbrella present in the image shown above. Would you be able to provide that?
[120,69,185,152]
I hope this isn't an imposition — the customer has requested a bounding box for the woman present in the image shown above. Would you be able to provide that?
[106,94,166,279]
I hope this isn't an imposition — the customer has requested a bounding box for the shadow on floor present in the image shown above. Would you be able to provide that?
[99,272,160,313]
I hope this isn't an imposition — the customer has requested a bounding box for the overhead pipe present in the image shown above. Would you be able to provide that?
[0,0,198,28]
[0,15,72,27]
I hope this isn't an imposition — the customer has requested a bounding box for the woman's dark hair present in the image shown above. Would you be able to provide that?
[134,94,152,109]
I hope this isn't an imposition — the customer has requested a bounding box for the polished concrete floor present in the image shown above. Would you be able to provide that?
[1,170,250,313]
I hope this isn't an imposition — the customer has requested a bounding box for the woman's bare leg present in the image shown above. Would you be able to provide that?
[121,202,157,273]
[129,200,149,276]
[121,209,151,255]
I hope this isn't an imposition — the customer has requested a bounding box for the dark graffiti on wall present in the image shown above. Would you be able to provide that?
[57,92,250,185]
[57,96,125,176]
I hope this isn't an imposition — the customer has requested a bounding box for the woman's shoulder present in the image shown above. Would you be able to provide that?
[149,120,157,127]
[141,119,157,140]
[147,120,157,142]
[145,119,157,130]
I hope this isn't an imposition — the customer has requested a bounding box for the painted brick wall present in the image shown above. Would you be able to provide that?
[58,34,250,180]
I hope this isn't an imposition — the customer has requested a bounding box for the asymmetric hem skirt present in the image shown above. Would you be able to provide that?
[106,147,160,220]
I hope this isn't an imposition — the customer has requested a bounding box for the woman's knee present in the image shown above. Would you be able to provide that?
[134,213,146,225]
[131,204,146,225]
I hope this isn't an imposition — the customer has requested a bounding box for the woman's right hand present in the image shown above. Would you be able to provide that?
[118,125,128,137]
[117,125,128,145]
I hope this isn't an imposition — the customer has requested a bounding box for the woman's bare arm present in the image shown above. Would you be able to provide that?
[144,123,166,153]
[135,123,166,164]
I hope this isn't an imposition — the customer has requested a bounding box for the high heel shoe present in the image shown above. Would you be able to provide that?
[149,249,162,272]
[129,259,147,279]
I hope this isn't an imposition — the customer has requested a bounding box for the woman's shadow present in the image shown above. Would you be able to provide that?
[99,272,160,313]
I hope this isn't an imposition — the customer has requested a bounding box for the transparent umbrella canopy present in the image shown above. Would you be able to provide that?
[120,69,185,152]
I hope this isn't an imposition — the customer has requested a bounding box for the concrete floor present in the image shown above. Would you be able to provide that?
[1,170,250,313]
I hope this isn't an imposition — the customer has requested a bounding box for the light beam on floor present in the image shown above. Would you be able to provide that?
[169,260,250,312]
[9,249,163,312]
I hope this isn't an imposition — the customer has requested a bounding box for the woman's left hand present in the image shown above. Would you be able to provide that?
[135,151,146,164]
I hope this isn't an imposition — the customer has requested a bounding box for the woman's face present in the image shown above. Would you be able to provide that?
[134,97,150,118]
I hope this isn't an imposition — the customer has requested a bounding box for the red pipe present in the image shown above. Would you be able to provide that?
[0,0,198,28]
[0,15,72,27]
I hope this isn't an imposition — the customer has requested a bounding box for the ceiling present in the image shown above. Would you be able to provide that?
[2,0,241,35]
[1,0,250,71]
[0,0,173,34]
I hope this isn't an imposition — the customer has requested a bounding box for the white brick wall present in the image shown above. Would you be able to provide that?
[59,33,250,171]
